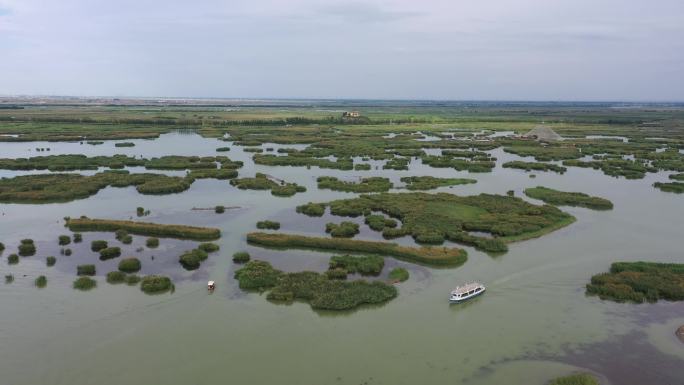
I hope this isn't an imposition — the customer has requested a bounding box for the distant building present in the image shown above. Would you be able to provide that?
[342,111,361,118]
[521,125,564,142]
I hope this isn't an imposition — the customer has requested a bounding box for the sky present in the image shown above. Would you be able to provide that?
[0,0,683,101]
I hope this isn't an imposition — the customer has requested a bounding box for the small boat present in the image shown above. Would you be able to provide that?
[207,281,215,291]
[449,282,485,303]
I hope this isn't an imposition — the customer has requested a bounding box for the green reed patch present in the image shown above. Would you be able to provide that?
[420,155,494,173]
[198,242,220,253]
[230,173,306,197]
[146,237,159,248]
[67,217,221,240]
[73,277,97,291]
[106,271,126,284]
[296,202,326,217]
[317,176,392,193]
[99,247,121,260]
[232,251,251,263]
[256,220,280,230]
[503,145,581,161]
[311,192,573,251]
[91,240,108,251]
[400,176,477,190]
[548,373,599,385]
[253,153,354,170]
[125,274,141,285]
[77,264,96,276]
[188,168,238,180]
[325,222,360,238]
[234,260,397,310]
[46,256,56,267]
[118,257,141,273]
[653,181,684,193]
[364,214,398,231]
[524,186,613,210]
[329,255,384,276]
[389,267,409,282]
[563,159,655,179]
[34,275,47,288]
[586,261,684,303]
[247,232,467,267]
[7,253,19,264]
[502,161,567,174]
[383,157,410,170]
[18,239,36,256]
[140,275,174,294]
[0,172,193,203]
[179,248,209,270]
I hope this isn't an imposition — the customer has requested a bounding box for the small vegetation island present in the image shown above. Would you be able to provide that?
[234,260,397,311]
[548,373,600,385]
[179,243,219,270]
[653,181,684,193]
[0,154,242,172]
[296,191,574,253]
[18,239,37,256]
[230,173,306,197]
[364,214,398,231]
[400,176,477,190]
[329,255,384,276]
[73,276,97,290]
[524,187,614,210]
[502,160,567,174]
[66,217,221,240]
[34,275,47,288]
[247,232,467,267]
[8,253,20,265]
[140,275,174,294]
[0,172,190,203]
[325,222,360,238]
[586,261,684,303]
[118,257,141,273]
[317,176,393,193]
[0,155,244,203]
[232,251,251,263]
[256,220,280,230]
[388,267,409,282]
[296,202,326,216]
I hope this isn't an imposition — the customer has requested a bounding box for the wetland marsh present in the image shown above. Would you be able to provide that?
[0,102,683,385]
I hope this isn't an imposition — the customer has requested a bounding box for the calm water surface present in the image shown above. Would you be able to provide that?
[0,133,682,385]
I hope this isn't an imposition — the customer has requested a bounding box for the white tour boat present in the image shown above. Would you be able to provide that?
[449,282,485,303]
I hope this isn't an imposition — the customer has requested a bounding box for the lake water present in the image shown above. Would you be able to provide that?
[0,133,682,385]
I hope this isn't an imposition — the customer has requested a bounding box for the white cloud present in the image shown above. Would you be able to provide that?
[1,0,683,100]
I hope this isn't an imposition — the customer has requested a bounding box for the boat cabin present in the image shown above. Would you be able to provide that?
[449,282,485,302]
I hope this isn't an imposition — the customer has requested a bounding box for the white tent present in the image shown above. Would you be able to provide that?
[522,125,563,141]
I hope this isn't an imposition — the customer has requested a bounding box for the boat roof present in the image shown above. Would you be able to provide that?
[451,282,484,295]
[208,281,215,285]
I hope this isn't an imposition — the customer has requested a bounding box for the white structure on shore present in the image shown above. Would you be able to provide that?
[522,125,564,142]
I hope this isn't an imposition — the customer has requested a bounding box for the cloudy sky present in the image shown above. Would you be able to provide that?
[1,0,683,101]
